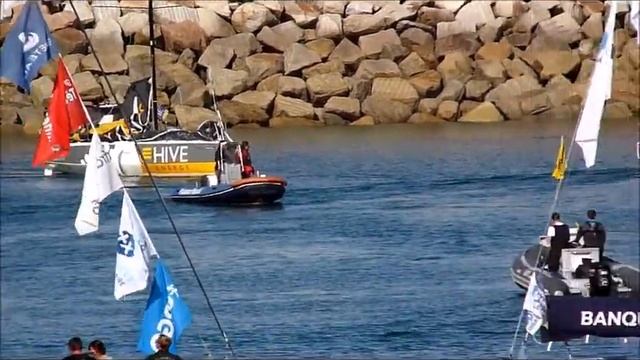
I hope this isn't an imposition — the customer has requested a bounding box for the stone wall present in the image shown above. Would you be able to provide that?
[1,0,639,135]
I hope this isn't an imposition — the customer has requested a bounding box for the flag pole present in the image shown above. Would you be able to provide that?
[68,1,236,357]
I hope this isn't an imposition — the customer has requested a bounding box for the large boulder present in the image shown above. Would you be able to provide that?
[358,29,402,58]
[581,13,603,41]
[209,33,262,58]
[254,1,283,17]
[436,52,474,84]
[417,7,455,27]
[197,8,236,39]
[118,12,148,37]
[256,74,283,92]
[305,38,336,60]
[62,0,94,25]
[437,79,465,101]
[270,116,322,127]
[99,75,130,103]
[459,100,482,116]
[198,43,234,69]
[513,6,550,32]
[323,1,348,15]
[231,3,277,33]
[209,69,249,97]
[45,11,77,32]
[345,2,374,16]
[435,33,481,58]
[354,59,401,80]
[162,20,207,53]
[535,50,581,80]
[273,95,314,118]
[465,79,492,101]
[520,89,552,116]
[277,76,308,99]
[455,0,494,28]
[244,53,284,85]
[536,13,581,45]
[284,1,322,27]
[485,74,542,119]
[81,53,128,74]
[302,59,345,79]
[171,81,208,107]
[399,52,428,77]
[478,17,507,44]
[232,90,276,111]
[409,70,442,97]
[90,18,124,55]
[52,28,88,55]
[350,115,377,126]
[72,71,104,101]
[343,14,386,36]
[475,59,507,85]
[346,77,372,102]
[400,28,434,49]
[361,95,412,123]
[158,63,201,90]
[476,40,513,61]
[458,101,504,122]
[324,96,360,120]
[17,107,45,136]
[329,38,365,65]
[493,0,517,18]
[31,77,54,107]
[218,99,269,126]
[434,0,466,12]
[376,3,417,26]
[407,112,446,124]
[436,100,459,121]
[418,98,442,114]
[257,21,304,52]
[284,43,322,75]
[174,105,218,131]
[503,57,538,79]
[306,72,349,105]
[316,14,343,39]
[371,77,419,107]
[437,20,475,38]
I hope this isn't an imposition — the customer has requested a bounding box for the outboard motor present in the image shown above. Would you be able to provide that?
[589,262,612,297]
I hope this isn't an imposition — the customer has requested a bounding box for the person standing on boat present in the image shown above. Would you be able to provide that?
[144,335,183,360]
[239,141,255,178]
[545,212,570,272]
[574,209,606,259]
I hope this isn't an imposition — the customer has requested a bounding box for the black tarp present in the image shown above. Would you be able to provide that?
[546,296,640,341]
[122,78,152,132]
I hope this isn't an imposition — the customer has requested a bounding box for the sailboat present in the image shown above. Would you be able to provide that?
[43,0,229,179]
[507,1,640,356]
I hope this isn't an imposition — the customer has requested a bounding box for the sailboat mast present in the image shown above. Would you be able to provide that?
[148,0,159,131]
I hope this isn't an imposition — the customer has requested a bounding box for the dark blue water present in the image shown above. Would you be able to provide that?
[1,121,638,359]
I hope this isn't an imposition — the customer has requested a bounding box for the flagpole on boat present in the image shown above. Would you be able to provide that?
[148,0,159,131]
[506,2,618,358]
[67,2,236,357]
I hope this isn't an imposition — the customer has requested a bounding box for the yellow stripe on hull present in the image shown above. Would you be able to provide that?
[142,162,216,176]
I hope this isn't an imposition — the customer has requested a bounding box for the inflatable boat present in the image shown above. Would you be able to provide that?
[511,229,640,297]
[170,176,287,205]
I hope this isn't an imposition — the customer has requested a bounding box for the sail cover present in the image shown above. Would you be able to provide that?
[546,296,640,341]
[574,1,617,168]
[122,78,152,133]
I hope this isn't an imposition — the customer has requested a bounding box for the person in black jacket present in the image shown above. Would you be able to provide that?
[574,209,606,259]
[546,212,571,272]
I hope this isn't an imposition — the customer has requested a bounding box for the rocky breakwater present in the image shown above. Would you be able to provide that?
[1,0,639,135]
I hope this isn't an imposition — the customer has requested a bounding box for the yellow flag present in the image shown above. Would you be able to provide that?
[552,136,567,181]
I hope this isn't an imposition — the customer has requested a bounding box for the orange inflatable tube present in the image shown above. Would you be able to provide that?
[230,176,288,187]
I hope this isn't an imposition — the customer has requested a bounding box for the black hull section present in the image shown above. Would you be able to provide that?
[170,183,286,206]
[511,244,640,296]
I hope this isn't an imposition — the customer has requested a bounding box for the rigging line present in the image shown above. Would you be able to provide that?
[506,3,614,356]
[68,1,236,357]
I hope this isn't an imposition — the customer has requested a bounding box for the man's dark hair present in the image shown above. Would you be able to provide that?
[67,337,83,352]
[551,212,560,221]
[241,140,249,148]
[587,209,597,219]
[88,340,106,355]
[156,334,172,351]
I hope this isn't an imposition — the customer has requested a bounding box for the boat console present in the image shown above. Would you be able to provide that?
[561,247,601,296]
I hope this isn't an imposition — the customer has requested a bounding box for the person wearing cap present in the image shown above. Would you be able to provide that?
[545,212,571,272]
[145,334,183,360]
[239,141,255,178]
[574,209,607,259]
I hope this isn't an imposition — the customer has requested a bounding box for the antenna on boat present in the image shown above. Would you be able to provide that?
[68,2,236,357]
[148,0,159,131]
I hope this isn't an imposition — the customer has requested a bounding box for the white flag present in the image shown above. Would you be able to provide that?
[523,272,547,336]
[114,190,158,300]
[74,133,124,235]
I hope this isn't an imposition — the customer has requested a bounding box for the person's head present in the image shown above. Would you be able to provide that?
[88,340,106,356]
[551,212,561,221]
[241,140,249,150]
[155,334,172,352]
[587,209,597,220]
[67,337,83,353]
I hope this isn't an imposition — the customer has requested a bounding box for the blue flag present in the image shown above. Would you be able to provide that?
[137,260,192,355]
[0,2,59,92]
